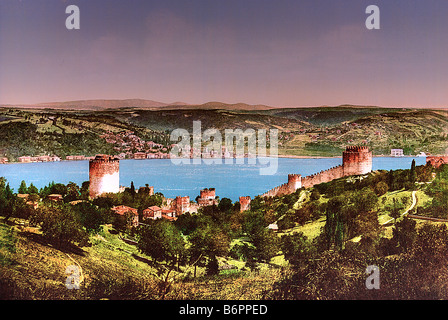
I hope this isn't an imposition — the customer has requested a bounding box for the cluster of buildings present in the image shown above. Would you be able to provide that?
[17,155,62,163]
[100,130,169,160]
[171,145,258,159]
[109,187,219,227]
[7,130,170,164]
[88,154,221,226]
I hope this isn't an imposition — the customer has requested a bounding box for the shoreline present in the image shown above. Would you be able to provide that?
[0,154,427,165]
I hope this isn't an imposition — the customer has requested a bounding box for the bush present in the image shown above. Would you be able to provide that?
[31,206,89,248]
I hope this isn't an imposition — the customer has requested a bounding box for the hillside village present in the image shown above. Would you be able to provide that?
[1,106,448,163]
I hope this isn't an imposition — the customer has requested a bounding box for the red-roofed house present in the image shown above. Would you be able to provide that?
[111,205,139,227]
[143,206,162,220]
[48,194,63,201]
[162,209,177,221]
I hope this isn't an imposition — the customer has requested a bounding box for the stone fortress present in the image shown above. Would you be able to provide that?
[88,154,218,218]
[256,145,373,199]
[89,146,373,214]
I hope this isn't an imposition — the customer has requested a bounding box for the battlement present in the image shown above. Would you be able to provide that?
[198,188,218,206]
[90,154,120,163]
[200,188,216,199]
[302,165,344,188]
[344,145,370,152]
[261,182,290,198]
[262,173,302,198]
[288,174,301,182]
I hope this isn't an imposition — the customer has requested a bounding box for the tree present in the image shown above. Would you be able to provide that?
[113,210,135,233]
[374,181,389,196]
[218,197,233,213]
[188,222,230,276]
[28,183,39,195]
[390,216,417,253]
[251,228,280,263]
[415,223,448,256]
[323,195,346,250]
[174,213,198,235]
[281,232,311,266]
[242,210,280,262]
[137,219,187,268]
[388,198,403,222]
[388,169,397,190]
[72,202,107,234]
[200,204,227,225]
[40,182,67,198]
[409,159,417,184]
[242,210,267,237]
[0,181,15,220]
[18,180,27,194]
[310,189,321,201]
[80,181,90,200]
[31,206,89,248]
[64,181,80,202]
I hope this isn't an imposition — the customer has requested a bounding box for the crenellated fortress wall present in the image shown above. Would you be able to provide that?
[301,164,344,188]
[261,146,372,198]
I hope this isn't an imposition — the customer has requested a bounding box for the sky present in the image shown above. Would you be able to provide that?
[0,0,447,108]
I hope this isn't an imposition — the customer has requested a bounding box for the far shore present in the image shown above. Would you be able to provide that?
[0,153,427,165]
[277,154,425,159]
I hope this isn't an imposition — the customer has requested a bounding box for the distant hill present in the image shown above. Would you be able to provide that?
[1,99,273,111]
[0,103,447,159]
[20,99,170,110]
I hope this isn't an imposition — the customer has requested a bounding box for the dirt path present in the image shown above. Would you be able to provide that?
[382,190,417,225]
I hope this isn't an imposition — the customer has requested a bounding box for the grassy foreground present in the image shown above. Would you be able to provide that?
[0,219,282,300]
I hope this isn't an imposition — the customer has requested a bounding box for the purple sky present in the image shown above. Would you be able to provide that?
[0,0,447,108]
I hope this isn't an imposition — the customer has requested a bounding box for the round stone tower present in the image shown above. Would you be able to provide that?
[89,154,120,198]
[342,146,372,176]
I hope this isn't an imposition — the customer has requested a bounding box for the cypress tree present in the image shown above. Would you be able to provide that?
[410,159,417,184]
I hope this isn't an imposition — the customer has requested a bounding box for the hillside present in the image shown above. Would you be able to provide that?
[0,104,447,160]
[276,108,448,156]
[0,218,281,300]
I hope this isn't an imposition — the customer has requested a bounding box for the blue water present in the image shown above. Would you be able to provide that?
[0,157,426,201]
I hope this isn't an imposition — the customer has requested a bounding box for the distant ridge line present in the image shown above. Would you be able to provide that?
[1,99,446,111]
